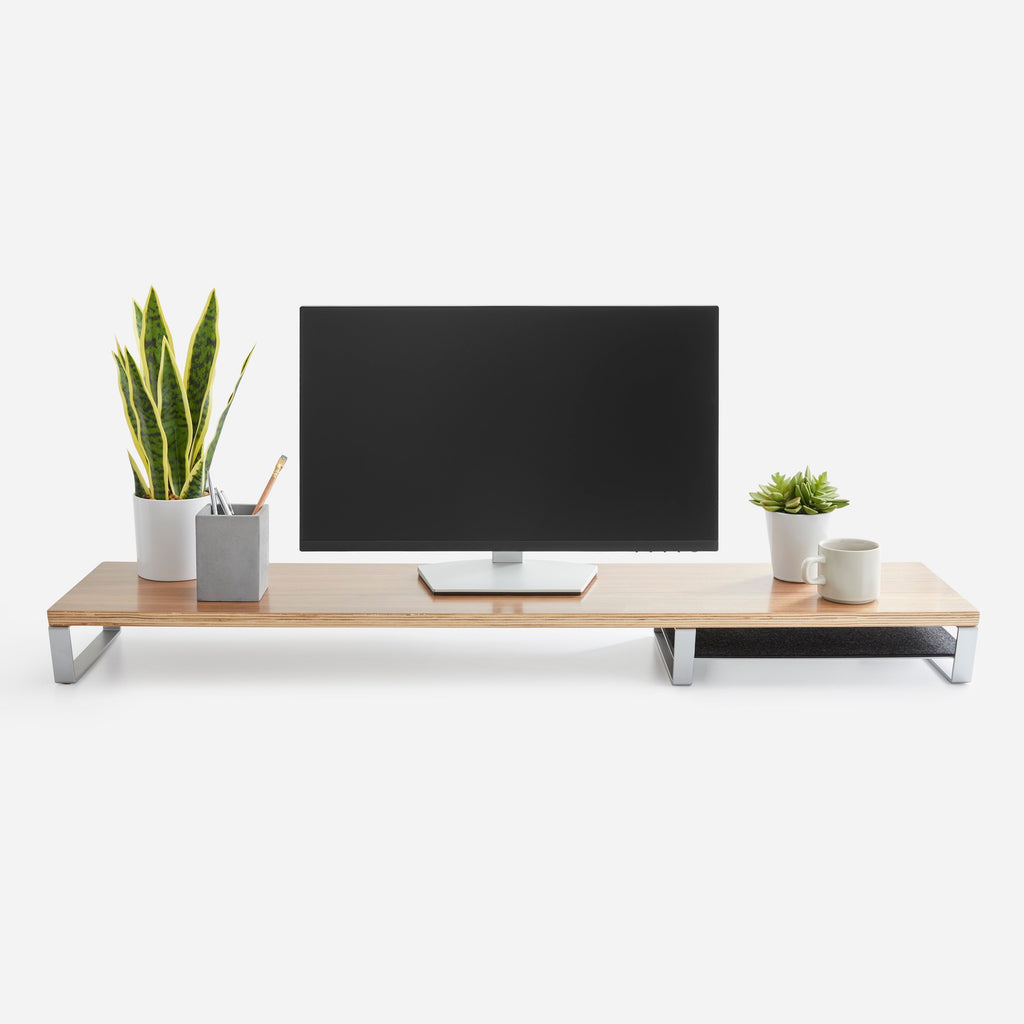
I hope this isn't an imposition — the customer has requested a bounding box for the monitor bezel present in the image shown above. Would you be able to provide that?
[299,305,719,553]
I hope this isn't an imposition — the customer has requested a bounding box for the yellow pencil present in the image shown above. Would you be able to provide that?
[252,455,287,514]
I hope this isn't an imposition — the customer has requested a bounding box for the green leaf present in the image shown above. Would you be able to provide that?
[204,344,255,478]
[753,466,849,515]
[141,287,173,394]
[156,338,193,497]
[114,346,154,492]
[180,450,206,500]
[124,347,168,499]
[133,300,144,344]
[128,451,150,498]
[113,347,137,434]
[183,288,219,465]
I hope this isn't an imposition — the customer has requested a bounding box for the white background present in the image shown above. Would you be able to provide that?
[2,1,1021,1020]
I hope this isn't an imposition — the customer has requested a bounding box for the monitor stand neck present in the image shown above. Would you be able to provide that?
[492,551,523,564]
[418,551,597,595]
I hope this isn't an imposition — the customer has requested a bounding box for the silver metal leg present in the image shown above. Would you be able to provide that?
[48,626,121,684]
[654,627,696,686]
[929,626,978,684]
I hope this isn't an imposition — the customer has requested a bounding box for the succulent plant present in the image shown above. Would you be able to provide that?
[113,287,254,499]
[749,466,850,515]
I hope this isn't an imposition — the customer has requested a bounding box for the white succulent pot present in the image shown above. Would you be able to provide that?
[133,495,208,581]
[765,509,833,583]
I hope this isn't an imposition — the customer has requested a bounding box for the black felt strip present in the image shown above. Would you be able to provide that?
[693,627,957,659]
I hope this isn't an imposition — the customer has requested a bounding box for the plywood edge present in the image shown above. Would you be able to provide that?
[45,610,981,629]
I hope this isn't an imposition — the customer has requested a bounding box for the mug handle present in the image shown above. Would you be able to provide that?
[802,555,826,586]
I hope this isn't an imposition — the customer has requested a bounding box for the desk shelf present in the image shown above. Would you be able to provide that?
[46,562,979,684]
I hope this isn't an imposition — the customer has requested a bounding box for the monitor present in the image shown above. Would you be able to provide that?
[299,306,718,593]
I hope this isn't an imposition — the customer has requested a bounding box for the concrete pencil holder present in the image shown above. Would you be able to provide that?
[195,504,269,602]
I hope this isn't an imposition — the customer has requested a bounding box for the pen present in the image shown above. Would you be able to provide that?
[252,455,287,515]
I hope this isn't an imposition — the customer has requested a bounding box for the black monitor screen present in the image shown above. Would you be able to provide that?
[299,306,718,551]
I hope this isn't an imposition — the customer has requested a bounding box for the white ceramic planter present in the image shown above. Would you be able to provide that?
[133,495,208,581]
[765,509,833,583]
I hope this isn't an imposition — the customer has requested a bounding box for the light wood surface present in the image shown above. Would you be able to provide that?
[47,562,979,629]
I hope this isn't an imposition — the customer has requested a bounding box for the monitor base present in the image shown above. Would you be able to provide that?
[418,555,598,595]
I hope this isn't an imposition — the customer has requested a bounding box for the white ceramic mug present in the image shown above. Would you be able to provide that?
[801,538,881,604]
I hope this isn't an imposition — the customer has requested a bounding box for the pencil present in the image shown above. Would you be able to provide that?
[252,455,287,514]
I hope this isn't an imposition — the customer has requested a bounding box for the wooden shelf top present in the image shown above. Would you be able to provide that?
[47,561,979,629]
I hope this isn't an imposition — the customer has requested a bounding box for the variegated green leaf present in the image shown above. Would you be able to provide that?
[128,451,150,498]
[183,289,219,464]
[114,346,152,485]
[133,300,144,344]
[124,347,169,499]
[189,393,212,474]
[204,345,255,476]
[141,287,173,394]
[156,338,193,497]
[113,347,140,444]
[180,450,206,500]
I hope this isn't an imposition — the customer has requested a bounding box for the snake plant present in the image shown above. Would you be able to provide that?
[113,287,254,499]
[749,467,850,515]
